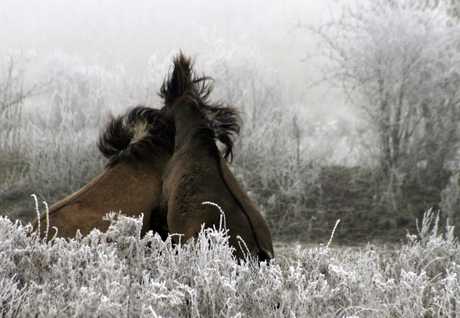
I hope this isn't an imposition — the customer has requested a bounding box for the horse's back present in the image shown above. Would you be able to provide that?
[32,160,165,240]
[219,159,274,259]
[164,147,274,261]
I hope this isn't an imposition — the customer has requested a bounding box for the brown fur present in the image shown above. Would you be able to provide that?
[160,53,274,262]
[31,107,175,241]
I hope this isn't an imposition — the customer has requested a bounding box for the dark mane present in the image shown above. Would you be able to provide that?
[160,53,241,162]
[97,106,175,167]
[203,104,240,162]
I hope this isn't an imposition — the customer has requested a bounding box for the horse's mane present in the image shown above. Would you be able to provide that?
[160,53,240,162]
[97,106,175,167]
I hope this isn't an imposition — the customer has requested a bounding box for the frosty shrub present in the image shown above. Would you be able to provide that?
[18,122,103,198]
[306,0,460,182]
[441,172,460,237]
[0,50,49,151]
[1,207,459,317]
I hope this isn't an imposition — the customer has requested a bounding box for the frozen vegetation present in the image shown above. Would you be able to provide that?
[2,2,460,315]
[0,209,459,317]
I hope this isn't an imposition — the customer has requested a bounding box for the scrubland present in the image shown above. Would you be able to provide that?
[1,36,460,316]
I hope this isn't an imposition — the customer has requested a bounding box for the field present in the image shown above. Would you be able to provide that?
[1,48,459,317]
[1,210,459,317]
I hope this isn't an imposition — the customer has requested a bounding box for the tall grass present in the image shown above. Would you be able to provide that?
[0,209,458,317]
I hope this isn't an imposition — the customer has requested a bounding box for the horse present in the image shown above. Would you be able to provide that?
[31,106,175,241]
[159,53,274,262]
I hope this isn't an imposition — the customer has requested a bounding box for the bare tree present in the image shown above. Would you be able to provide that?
[0,51,49,150]
[305,0,460,187]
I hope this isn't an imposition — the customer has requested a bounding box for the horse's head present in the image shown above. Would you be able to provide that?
[160,53,240,162]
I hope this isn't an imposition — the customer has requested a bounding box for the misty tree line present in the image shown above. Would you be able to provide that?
[2,0,460,240]
[304,0,460,233]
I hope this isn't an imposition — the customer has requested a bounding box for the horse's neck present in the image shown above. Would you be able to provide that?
[173,109,212,151]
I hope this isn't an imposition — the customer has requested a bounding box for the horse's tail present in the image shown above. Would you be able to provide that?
[97,106,175,167]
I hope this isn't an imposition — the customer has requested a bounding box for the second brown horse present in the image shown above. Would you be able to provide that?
[160,53,274,262]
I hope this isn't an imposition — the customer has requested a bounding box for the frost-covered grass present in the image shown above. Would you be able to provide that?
[0,209,459,317]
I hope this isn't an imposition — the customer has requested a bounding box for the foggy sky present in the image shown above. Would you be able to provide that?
[0,0,347,118]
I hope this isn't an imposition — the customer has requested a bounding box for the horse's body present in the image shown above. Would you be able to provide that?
[31,107,175,241]
[160,54,274,262]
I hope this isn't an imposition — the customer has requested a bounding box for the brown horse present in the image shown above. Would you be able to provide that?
[160,53,274,262]
[31,106,175,241]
